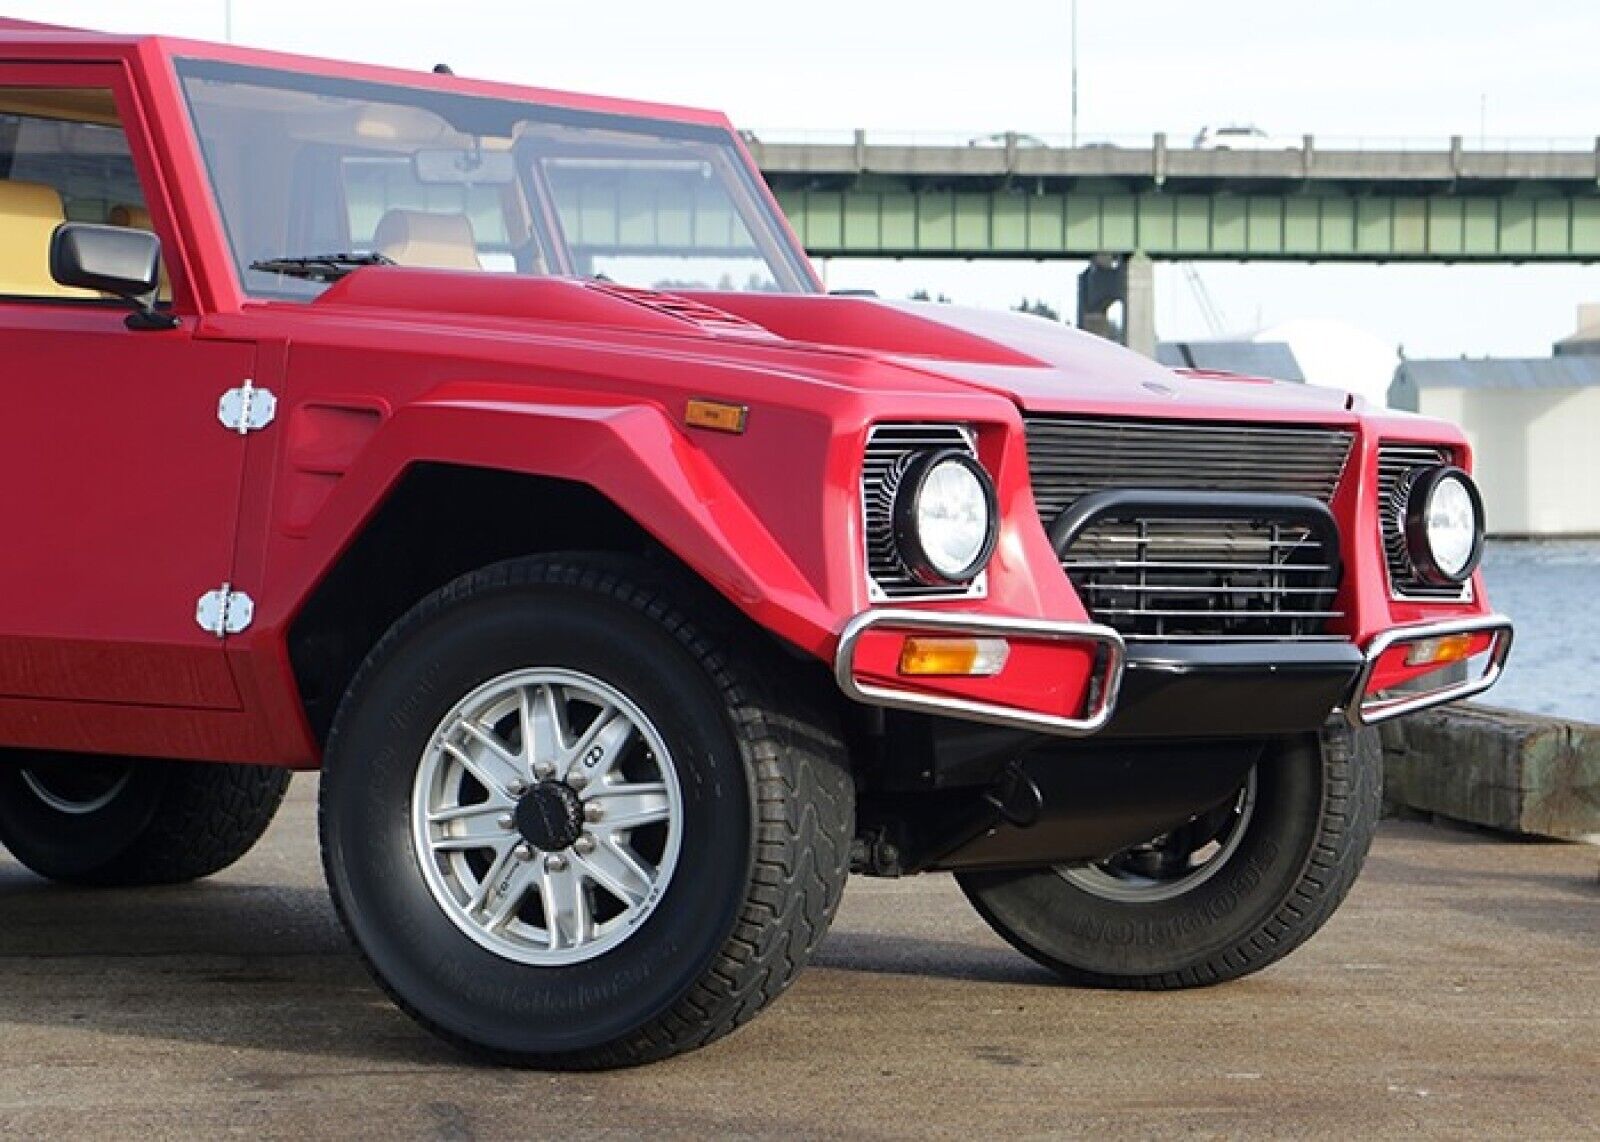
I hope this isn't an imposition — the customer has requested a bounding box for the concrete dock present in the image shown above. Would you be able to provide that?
[0,776,1595,1139]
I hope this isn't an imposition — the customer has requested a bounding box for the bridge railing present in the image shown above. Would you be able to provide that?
[743,128,1600,155]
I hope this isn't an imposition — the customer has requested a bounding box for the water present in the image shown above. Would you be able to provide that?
[1474,539,1599,724]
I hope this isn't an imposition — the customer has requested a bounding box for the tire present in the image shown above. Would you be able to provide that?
[0,753,291,886]
[319,554,853,1069]
[957,721,1381,989]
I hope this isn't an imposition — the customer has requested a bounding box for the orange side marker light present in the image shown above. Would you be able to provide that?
[685,399,748,434]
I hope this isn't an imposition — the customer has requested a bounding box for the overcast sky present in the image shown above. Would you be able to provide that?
[14,1,1600,356]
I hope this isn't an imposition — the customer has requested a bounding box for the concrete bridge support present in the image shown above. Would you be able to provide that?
[1076,252,1155,357]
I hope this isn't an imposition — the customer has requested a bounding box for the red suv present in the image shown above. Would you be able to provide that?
[0,20,1511,1068]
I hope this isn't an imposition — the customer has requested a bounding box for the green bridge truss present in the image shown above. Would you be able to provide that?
[751,134,1600,262]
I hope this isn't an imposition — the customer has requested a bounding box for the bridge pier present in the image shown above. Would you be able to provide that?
[1076,252,1155,358]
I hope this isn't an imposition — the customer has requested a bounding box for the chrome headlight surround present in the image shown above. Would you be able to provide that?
[1403,466,1485,585]
[890,449,999,585]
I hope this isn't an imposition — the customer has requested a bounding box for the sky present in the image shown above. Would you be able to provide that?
[12,0,1600,357]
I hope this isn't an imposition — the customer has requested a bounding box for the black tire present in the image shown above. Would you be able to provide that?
[0,753,291,886]
[319,554,853,1069]
[957,721,1381,989]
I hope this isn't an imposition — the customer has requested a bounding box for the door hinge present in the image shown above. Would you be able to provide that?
[196,584,255,637]
[217,379,278,434]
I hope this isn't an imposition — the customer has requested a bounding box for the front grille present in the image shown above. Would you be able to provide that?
[1025,417,1355,640]
[861,423,985,601]
[1377,443,1471,601]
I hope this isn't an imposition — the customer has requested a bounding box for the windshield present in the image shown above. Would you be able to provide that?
[174,59,815,299]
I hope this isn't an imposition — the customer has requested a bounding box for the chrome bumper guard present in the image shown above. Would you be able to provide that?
[1346,614,1515,727]
[834,609,1127,736]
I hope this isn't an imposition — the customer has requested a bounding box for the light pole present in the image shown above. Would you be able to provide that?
[1070,0,1079,147]
[223,0,233,43]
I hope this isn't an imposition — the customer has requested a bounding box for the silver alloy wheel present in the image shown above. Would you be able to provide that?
[411,668,684,967]
[1058,768,1258,904]
[19,764,133,816]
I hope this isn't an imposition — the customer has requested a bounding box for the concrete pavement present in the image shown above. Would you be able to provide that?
[0,776,1595,1139]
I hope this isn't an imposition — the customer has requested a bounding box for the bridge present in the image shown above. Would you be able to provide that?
[748,132,1600,351]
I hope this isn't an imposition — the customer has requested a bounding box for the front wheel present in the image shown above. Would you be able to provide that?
[957,722,1381,989]
[320,556,853,1068]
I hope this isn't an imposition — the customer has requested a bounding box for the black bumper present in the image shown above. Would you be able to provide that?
[1102,640,1364,738]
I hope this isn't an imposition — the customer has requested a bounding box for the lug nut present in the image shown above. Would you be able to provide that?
[583,803,604,823]
[567,772,588,791]
[512,843,534,862]
[573,835,595,855]
[497,814,515,831]
[507,778,528,797]
[546,854,568,872]
[533,762,555,780]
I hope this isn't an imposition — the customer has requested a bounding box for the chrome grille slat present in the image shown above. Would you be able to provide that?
[1377,443,1472,601]
[861,423,984,601]
[1025,416,1355,641]
[1093,608,1345,619]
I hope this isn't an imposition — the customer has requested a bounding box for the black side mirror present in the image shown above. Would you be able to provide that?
[49,222,177,330]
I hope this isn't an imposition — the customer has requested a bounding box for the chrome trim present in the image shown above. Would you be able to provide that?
[861,423,988,603]
[1377,443,1474,604]
[834,609,1127,736]
[1346,614,1514,726]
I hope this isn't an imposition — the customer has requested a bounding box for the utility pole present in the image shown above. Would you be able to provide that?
[223,0,233,43]
[1070,0,1079,147]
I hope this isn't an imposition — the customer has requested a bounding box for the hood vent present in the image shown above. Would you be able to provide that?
[585,282,776,338]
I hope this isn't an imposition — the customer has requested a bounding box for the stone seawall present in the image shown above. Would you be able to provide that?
[1381,704,1600,841]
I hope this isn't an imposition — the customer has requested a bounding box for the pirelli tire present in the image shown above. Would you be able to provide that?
[319,554,854,1069]
[0,754,291,887]
[957,721,1382,988]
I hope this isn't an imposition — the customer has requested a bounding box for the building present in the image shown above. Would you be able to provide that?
[1390,310,1600,536]
[1156,339,1303,382]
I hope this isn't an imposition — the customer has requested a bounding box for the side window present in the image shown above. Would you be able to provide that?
[0,88,159,300]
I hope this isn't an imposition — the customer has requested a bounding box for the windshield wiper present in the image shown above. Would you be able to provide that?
[249,252,395,283]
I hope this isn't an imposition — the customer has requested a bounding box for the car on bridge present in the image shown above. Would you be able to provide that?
[0,19,1512,1069]
[1193,123,1298,149]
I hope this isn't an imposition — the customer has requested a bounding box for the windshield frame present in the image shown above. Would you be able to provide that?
[171,57,819,300]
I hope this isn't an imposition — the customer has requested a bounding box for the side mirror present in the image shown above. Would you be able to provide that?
[49,222,176,330]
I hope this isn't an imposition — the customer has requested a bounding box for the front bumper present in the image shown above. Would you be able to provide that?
[834,610,1514,737]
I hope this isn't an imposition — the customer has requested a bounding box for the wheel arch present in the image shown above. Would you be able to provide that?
[267,393,847,751]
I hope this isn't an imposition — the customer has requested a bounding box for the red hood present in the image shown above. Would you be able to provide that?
[686,291,1359,420]
[313,270,1356,421]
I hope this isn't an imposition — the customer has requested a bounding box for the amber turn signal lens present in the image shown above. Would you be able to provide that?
[898,636,1010,677]
[685,398,748,434]
[1404,633,1477,668]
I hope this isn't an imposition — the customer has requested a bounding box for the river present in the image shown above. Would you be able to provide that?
[1474,539,1598,724]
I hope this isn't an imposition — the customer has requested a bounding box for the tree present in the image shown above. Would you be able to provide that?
[1014,297,1061,321]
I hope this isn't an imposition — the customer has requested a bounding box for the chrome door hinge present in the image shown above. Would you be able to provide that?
[196,584,255,637]
[217,379,277,434]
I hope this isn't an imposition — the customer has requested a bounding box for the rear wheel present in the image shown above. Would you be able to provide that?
[320,555,853,1068]
[0,753,291,886]
[957,722,1381,988]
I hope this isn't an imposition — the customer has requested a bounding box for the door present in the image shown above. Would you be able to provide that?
[0,67,247,709]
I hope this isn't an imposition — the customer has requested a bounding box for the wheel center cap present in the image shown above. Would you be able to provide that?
[514,780,584,851]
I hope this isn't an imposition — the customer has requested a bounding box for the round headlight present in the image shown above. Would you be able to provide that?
[1404,466,1484,585]
[892,450,999,584]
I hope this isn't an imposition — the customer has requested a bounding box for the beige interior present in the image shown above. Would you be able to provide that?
[371,209,482,271]
[0,179,84,297]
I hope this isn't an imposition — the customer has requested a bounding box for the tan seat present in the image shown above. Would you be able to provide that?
[107,202,152,230]
[0,180,84,297]
[371,209,483,271]
[107,202,171,301]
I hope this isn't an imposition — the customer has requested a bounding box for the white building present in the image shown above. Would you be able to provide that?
[1390,318,1600,537]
